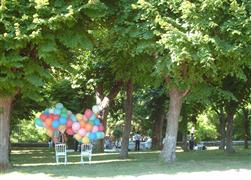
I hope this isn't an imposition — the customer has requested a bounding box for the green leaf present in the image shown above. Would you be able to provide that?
[83,0,108,18]
[26,75,44,87]
[58,30,93,49]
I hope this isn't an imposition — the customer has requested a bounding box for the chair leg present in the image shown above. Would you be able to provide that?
[65,155,67,165]
[89,155,92,164]
[81,155,84,164]
[56,156,59,164]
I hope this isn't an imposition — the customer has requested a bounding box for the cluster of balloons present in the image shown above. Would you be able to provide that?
[34,103,105,144]
[72,105,105,144]
[34,103,77,143]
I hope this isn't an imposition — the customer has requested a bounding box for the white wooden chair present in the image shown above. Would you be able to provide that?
[80,144,93,164]
[55,143,67,165]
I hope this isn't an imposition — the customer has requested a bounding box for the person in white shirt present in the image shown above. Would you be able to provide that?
[134,132,141,151]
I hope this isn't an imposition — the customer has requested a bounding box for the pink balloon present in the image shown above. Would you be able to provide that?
[72,122,80,133]
[84,109,93,119]
[66,119,73,128]
[92,125,99,132]
[98,124,104,132]
[66,128,74,135]
[78,128,86,137]
[82,115,88,122]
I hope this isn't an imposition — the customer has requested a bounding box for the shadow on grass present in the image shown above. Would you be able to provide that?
[5,147,251,178]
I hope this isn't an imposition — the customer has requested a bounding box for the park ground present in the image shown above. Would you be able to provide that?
[1,146,251,179]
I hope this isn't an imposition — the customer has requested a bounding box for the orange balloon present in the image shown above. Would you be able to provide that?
[85,123,93,132]
[46,129,53,137]
[79,120,86,128]
[45,118,52,127]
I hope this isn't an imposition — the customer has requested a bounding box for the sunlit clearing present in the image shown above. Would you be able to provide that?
[2,169,251,180]
[12,158,134,167]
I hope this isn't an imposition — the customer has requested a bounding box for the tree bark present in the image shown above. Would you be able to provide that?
[95,81,121,152]
[0,96,13,170]
[181,119,189,152]
[161,86,183,163]
[151,109,165,150]
[225,111,235,153]
[242,108,249,149]
[218,108,226,150]
[97,107,109,152]
[119,80,133,158]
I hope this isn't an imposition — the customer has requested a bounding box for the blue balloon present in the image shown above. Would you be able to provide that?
[89,132,97,140]
[43,109,50,115]
[56,103,64,109]
[35,118,43,127]
[70,114,77,122]
[54,108,61,115]
[59,117,67,125]
[94,119,101,126]
[96,132,105,139]
[52,120,60,128]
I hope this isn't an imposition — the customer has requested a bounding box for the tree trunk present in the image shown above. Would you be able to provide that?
[97,107,109,152]
[242,108,249,149]
[151,110,165,150]
[219,108,226,150]
[181,119,189,152]
[0,96,13,170]
[161,86,183,163]
[225,111,235,153]
[119,80,133,158]
[95,81,121,152]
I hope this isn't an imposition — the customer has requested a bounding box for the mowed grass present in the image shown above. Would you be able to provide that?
[2,146,251,178]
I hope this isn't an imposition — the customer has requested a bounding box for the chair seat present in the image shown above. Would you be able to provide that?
[81,152,91,156]
[80,144,93,164]
[55,143,67,165]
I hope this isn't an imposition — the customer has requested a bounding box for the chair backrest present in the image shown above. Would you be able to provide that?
[55,143,66,154]
[81,144,93,153]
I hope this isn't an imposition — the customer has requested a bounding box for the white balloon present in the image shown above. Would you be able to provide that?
[92,105,100,113]
[49,108,54,114]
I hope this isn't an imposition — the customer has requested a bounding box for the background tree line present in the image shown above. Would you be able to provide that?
[0,0,250,168]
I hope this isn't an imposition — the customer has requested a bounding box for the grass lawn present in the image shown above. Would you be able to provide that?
[1,146,251,179]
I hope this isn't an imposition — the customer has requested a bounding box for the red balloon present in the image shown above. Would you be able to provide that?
[98,124,104,132]
[53,114,60,120]
[39,114,47,121]
[66,119,73,128]
[66,128,74,135]
[48,114,54,120]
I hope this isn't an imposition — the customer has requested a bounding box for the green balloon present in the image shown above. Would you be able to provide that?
[61,113,67,118]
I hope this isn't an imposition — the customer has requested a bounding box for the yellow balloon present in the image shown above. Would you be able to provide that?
[74,133,82,141]
[82,137,89,144]
[76,113,83,121]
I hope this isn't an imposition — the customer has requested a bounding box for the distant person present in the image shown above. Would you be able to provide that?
[48,139,53,148]
[74,139,79,152]
[134,132,141,151]
[189,133,195,150]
